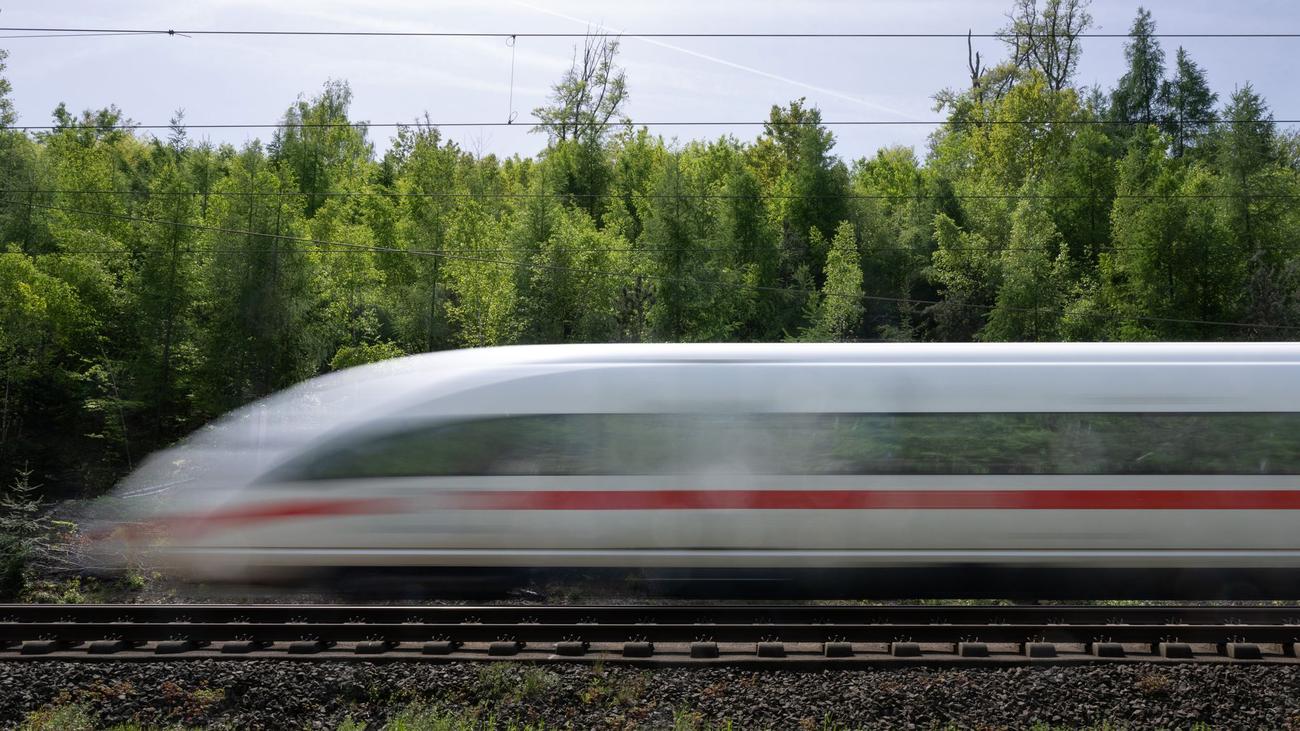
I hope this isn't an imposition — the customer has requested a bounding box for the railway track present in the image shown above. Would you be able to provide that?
[3,604,1300,665]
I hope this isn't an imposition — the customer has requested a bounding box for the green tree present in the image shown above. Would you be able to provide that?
[1213,85,1300,330]
[642,153,705,340]
[1104,125,1246,339]
[532,32,628,219]
[982,187,1068,341]
[1109,8,1165,128]
[1159,47,1218,158]
[381,122,462,352]
[194,145,313,415]
[715,156,779,339]
[270,79,374,216]
[127,157,200,441]
[531,32,628,146]
[800,221,864,341]
[521,208,623,343]
[441,201,521,347]
[998,0,1093,92]
[0,250,93,491]
[851,147,937,340]
[753,99,849,283]
[0,49,50,249]
[929,213,999,341]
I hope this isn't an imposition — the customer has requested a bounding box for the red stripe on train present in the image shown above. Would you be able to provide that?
[450,489,1300,511]
[152,497,405,536]
[150,489,1300,536]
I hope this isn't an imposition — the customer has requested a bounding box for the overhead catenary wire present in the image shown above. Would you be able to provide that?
[7,199,1300,334]
[0,31,165,39]
[3,26,1300,39]
[3,118,1295,132]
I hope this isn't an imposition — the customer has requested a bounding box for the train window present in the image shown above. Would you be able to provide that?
[265,412,1300,479]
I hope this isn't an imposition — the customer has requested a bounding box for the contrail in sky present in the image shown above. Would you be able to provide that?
[511,0,913,118]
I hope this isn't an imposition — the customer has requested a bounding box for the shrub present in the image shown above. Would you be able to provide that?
[0,466,47,600]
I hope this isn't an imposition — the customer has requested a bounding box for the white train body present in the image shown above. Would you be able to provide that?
[110,343,1300,598]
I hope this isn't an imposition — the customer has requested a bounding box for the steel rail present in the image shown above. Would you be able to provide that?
[4,603,1300,625]
[2,604,1299,664]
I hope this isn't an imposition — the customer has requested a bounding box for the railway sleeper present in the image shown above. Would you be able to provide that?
[622,641,654,657]
[1024,642,1057,658]
[756,642,785,658]
[889,642,921,657]
[554,641,587,656]
[1089,642,1125,658]
[1224,642,1263,660]
[823,642,853,658]
[288,640,335,654]
[156,640,204,654]
[88,640,135,654]
[421,640,460,655]
[488,640,524,656]
[690,641,719,658]
[20,640,78,655]
[221,640,272,654]
[1158,642,1194,659]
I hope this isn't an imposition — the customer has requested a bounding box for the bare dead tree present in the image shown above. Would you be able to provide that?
[968,31,986,103]
[532,30,629,146]
[999,0,1093,92]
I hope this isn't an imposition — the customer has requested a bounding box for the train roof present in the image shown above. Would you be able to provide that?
[280,341,1300,390]
[114,342,1300,496]
[214,341,1300,424]
[340,341,1300,367]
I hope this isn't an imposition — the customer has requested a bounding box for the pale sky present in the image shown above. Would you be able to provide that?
[2,0,1297,161]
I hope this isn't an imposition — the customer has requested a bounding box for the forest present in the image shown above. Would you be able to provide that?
[2,2,1300,499]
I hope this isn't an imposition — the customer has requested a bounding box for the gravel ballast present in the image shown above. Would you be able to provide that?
[2,661,1300,729]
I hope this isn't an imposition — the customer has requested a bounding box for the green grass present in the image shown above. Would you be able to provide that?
[19,697,1225,731]
[18,703,202,731]
[352,704,549,731]
[18,704,96,731]
[471,663,555,705]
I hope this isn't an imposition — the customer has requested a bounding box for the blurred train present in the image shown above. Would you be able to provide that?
[101,343,1300,599]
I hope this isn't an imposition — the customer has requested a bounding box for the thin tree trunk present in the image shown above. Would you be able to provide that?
[156,210,181,438]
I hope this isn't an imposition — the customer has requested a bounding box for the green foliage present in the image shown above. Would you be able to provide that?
[193,145,313,415]
[271,79,373,215]
[0,466,46,599]
[799,221,864,341]
[998,0,1093,93]
[982,188,1069,341]
[380,704,547,731]
[1110,7,1166,127]
[472,663,555,706]
[20,703,97,731]
[531,32,628,148]
[0,49,14,127]
[441,202,521,347]
[1160,47,1218,158]
[330,341,406,370]
[2,3,1300,497]
[521,208,622,342]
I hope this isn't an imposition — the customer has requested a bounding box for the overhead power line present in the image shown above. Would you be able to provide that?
[6,199,1300,334]
[3,118,1295,132]
[0,31,162,39]
[2,26,1299,39]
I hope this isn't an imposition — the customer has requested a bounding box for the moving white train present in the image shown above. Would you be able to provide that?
[105,343,1300,598]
